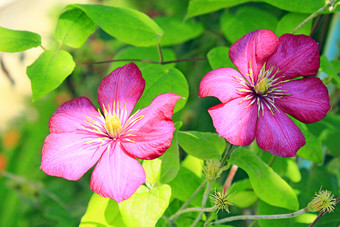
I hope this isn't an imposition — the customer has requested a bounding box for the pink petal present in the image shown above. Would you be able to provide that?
[266,34,320,81]
[208,97,258,146]
[97,63,145,121]
[122,93,182,160]
[41,132,106,180]
[256,107,305,157]
[49,97,99,133]
[276,78,331,123]
[90,143,146,203]
[199,67,244,103]
[229,29,279,82]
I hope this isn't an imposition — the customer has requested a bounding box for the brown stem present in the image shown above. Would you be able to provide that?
[157,43,163,63]
[75,58,207,65]
[223,164,238,193]
[309,197,340,227]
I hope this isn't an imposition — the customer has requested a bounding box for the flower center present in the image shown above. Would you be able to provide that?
[105,112,122,138]
[254,77,270,95]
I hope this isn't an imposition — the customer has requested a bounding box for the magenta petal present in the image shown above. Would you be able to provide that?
[266,34,320,81]
[276,78,331,123]
[229,29,279,81]
[199,67,244,103]
[41,132,105,180]
[122,93,182,160]
[256,107,305,157]
[90,143,146,203]
[208,97,258,146]
[49,97,99,133]
[97,63,145,120]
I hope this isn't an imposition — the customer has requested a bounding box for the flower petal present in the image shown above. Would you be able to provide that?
[49,97,99,133]
[208,97,258,146]
[266,34,320,81]
[276,78,331,123]
[256,107,305,157]
[90,143,146,203]
[122,93,182,160]
[41,132,106,180]
[97,63,145,121]
[229,29,279,82]
[199,67,244,103]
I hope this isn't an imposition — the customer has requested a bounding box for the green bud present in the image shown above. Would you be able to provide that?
[307,189,336,213]
[210,187,234,213]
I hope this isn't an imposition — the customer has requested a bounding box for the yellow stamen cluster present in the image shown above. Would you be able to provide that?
[105,112,122,138]
[255,77,270,95]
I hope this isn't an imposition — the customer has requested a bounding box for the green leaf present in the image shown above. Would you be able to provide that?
[293,119,323,163]
[181,155,204,178]
[80,193,124,227]
[320,55,340,88]
[55,8,96,48]
[207,46,236,70]
[0,26,41,52]
[69,4,163,46]
[143,123,180,186]
[229,148,299,210]
[318,114,340,156]
[133,65,189,113]
[154,17,204,46]
[272,158,301,183]
[230,191,257,208]
[186,0,249,18]
[264,0,325,14]
[26,50,75,101]
[178,131,226,160]
[220,6,279,43]
[275,13,312,37]
[108,46,177,71]
[168,167,204,206]
[119,185,171,227]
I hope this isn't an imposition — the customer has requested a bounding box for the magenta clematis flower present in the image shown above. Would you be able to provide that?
[199,29,331,157]
[41,63,182,202]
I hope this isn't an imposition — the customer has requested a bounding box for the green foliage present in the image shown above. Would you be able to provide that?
[276,13,312,36]
[55,8,96,48]
[207,46,236,70]
[26,50,75,101]
[220,6,279,43]
[320,55,340,88]
[68,4,163,46]
[155,17,204,46]
[178,131,226,160]
[119,185,171,227]
[229,148,299,210]
[80,193,124,227]
[0,26,41,52]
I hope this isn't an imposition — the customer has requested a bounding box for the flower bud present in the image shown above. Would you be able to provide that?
[210,187,234,213]
[307,189,336,213]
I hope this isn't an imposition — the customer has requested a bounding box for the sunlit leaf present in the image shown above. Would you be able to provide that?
[207,46,236,70]
[55,8,96,48]
[181,155,204,178]
[119,185,171,227]
[276,13,312,37]
[229,148,299,210]
[80,193,124,227]
[178,131,226,160]
[155,16,204,46]
[220,6,279,43]
[320,55,340,88]
[0,26,41,52]
[68,4,163,46]
[26,50,75,101]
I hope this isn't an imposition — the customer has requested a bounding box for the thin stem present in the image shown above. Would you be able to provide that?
[40,45,46,51]
[75,58,207,65]
[170,206,216,220]
[157,43,163,63]
[191,182,213,227]
[292,0,336,34]
[169,180,207,222]
[223,164,238,193]
[309,197,340,227]
[268,155,276,167]
[220,144,234,168]
[212,208,308,225]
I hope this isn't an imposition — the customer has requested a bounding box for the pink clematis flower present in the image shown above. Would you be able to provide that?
[41,63,182,202]
[199,29,331,157]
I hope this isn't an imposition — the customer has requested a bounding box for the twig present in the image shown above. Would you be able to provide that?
[220,144,233,168]
[40,45,46,51]
[212,208,308,225]
[157,43,163,63]
[309,197,340,227]
[170,206,216,221]
[191,182,213,227]
[75,58,207,65]
[223,164,238,193]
